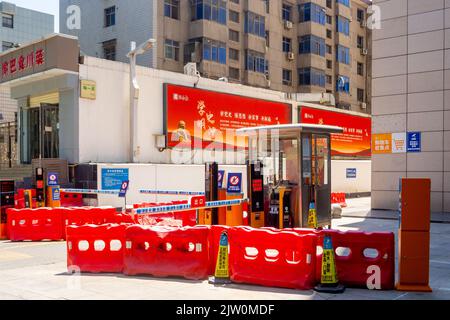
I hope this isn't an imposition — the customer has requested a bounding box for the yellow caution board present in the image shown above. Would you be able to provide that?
[321,235,339,284]
[307,202,318,229]
[209,231,231,285]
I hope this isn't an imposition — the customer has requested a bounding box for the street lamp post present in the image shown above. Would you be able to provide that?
[127,38,156,163]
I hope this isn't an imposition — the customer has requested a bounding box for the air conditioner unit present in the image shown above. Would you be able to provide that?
[287,52,295,60]
[284,20,293,30]
[360,102,367,109]
[361,48,368,55]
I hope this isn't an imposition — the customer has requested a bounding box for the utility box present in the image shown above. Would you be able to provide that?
[397,178,432,292]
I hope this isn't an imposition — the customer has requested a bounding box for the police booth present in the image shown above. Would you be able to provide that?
[237,124,343,229]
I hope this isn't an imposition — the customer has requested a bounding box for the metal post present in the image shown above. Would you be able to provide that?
[129,41,138,163]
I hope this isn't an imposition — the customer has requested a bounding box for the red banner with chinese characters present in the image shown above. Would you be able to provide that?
[165,84,292,149]
[300,106,371,157]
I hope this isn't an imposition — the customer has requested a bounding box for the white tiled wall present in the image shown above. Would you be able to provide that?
[372,0,450,213]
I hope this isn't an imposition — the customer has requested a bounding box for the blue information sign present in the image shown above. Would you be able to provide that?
[101,168,129,190]
[119,180,130,198]
[218,170,225,189]
[47,172,59,186]
[407,132,421,153]
[227,173,242,194]
[346,168,357,179]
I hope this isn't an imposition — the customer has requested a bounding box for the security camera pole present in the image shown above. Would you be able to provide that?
[127,38,156,163]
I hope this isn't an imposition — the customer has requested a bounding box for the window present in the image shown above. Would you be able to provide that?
[326,0,332,9]
[2,41,14,51]
[229,29,239,42]
[282,69,292,86]
[336,45,350,64]
[102,39,117,61]
[283,37,292,53]
[299,35,325,56]
[357,88,365,102]
[2,13,13,28]
[164,39,180,61]
[229,10,239,23]
[357,9,365,22]
[230,0,239,3]
[299,3,326,25]
[357,35,364,49]
[229,48,239,61]
[164,0,179,19]
[104,6,116,27]
[191,0,227,25]
[282,3,292,22]
[298,68,325,87]
[326,29,332,39]
[326,14,332,24]
[229,67,240,80]
[326,74,332,84]
[245,11,266,38]
[326,44,332,54]
[357,62,364,76]
[203,39,227,64]
[336,75,350,93]
[245,50,268,74]
[337,0,350,7]
[265,31,270,47]
[336,16,350,36]
[264,0,270,14]
[326,60,332,69]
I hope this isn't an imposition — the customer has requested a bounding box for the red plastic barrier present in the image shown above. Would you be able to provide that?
[287,228,395,290]
[63,207,117,227]
[123,225,211,280]
[66,224,128,273]
[60,192,83,207]
[229,227,317,290]
[7,208,64,241]
[173,210,197,227]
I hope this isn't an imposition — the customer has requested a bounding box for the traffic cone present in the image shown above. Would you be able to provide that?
[314,235,345,294]
[307,202,318,229]
[208,231,231,285]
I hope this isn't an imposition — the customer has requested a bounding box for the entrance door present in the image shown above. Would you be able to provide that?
[41,104,59,159]
[301,134,331,227]
[20,104,59,164]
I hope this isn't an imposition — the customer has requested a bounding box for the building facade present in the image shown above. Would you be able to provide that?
[59,0,371,113]
[371,0,450,213]
[0,1,54,123]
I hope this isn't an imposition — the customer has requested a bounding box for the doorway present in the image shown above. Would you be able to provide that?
[20,103,59,164]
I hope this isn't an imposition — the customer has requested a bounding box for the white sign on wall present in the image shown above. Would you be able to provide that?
[392,133,407,153]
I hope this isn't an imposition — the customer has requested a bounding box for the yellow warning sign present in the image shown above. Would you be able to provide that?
[214,232,229,278]
[321,236,339,284]
[307,203,318,229]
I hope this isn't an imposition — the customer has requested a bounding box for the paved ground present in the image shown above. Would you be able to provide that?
[0,198,449,300]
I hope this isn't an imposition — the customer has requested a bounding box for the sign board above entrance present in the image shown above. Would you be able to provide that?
[0,34,79,84]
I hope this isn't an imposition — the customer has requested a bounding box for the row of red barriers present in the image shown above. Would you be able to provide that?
[6,207,132,242]
[66,224,395,290]
[133,201,197,227]
[332,193,347,208]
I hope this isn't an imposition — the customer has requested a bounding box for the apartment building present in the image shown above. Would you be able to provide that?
[0,1,54,123]
[371,0,450,213]
[59,0,371,113]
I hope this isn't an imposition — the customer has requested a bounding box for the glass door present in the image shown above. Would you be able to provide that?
[20,104,59,164]
[41,104,59,159]
[301,134,331,227]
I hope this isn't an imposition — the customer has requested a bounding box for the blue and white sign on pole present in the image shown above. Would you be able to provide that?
[227,173,242,194]
[407,132,421,153]
[47,172,59,186]
[218,170,225,189]
[119,181,130,198]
